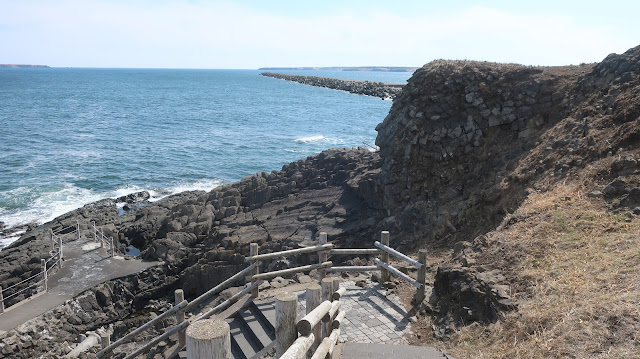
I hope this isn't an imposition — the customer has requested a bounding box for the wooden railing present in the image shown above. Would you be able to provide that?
[185,279,347,359]
[94,230,428,358]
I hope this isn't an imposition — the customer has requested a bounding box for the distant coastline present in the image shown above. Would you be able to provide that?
[0,64,50,68]
[258,66,417,72]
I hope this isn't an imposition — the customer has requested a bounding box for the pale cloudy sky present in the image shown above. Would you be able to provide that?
[1,0,638,68]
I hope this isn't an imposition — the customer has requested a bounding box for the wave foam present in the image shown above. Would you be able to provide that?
[294,135,327,143]
[293,135,343,145]
[0,179,225,248]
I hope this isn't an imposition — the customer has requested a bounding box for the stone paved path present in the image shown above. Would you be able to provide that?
[335,280,412,345]
[290,280,412,345]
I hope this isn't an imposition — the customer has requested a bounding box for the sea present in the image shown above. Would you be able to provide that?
[0,68,413,248]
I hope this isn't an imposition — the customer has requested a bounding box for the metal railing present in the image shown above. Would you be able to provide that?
[0,223,68,314]
[1,220,119,315]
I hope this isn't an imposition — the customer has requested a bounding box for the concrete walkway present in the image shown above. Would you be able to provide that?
[341,343,454,359]
[0,237,159,334]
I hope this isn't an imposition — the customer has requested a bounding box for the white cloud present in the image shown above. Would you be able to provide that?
[0,1,636,68]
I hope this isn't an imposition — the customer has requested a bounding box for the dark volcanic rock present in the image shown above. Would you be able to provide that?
[428,265,517,339]
[374,60,586,248]
[111,147,382,298]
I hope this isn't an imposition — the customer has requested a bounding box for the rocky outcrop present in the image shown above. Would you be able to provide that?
[427,265,517,340]
[260,72,403,99]
[112,148,382,298]
[374,60,593,247]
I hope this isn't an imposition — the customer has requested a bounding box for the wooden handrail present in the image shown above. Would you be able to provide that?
[245,244,334,262]
[296,301,332,335]
[246,261,332,281]
[195,280,262,321]
[98,230,427,359]
[310,328,341,359]
[329,248,379,255]
[323,265,380,273]
[122,320,190,359]
[123,281,261,359]
[97,300,188,357]
[374,258,422,288]
[184,263,257,312]
[280,333,315,359]
[374,241,423,269]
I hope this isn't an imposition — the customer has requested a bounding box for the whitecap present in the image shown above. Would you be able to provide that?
[294,135,326,143]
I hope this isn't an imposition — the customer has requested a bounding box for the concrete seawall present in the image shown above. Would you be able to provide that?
[260,72,403,100]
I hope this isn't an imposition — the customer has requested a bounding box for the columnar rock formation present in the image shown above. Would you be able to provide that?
[375,46,640,248]
[375,61,588,246]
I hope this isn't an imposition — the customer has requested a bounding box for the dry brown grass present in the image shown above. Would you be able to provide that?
[412,183,640,358]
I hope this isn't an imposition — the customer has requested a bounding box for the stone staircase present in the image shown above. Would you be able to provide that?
[228,300,276,359]
[178,299,276,359]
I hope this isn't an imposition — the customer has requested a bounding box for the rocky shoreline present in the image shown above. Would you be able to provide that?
[2,45,640,358]
[260,72,403,99]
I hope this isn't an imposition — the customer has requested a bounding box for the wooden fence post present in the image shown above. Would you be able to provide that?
[175,289,186,348]
[331,278,340,300]
[100,333,112,359]
[0,286,4,314]
[100,228,105,248]
[416,250,427,304]
[92,221,97,242]
[41,259,47,292]
[320,278,333,338]
[250,243,259,297]
[319,233,328,282]
[76,220,80,241]
[58,237,63,269]
[306,284,322,357]
[186,319,231,359]
[276,292,298,358]
[380,231,390,283]
[110,238,115,257]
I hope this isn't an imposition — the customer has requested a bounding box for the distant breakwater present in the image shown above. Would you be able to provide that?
[260,72,403,100]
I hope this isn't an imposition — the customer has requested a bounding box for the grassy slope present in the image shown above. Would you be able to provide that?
[415,175,640,358]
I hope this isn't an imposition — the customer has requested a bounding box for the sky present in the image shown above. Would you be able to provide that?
[1,0,639,69]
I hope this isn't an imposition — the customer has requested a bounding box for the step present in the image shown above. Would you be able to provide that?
[228,316,262,359]
[230,333,248,359]
[239,305,275,349]
[252,299,276,329]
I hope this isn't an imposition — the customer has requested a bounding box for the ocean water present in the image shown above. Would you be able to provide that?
[0,68,412,247]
